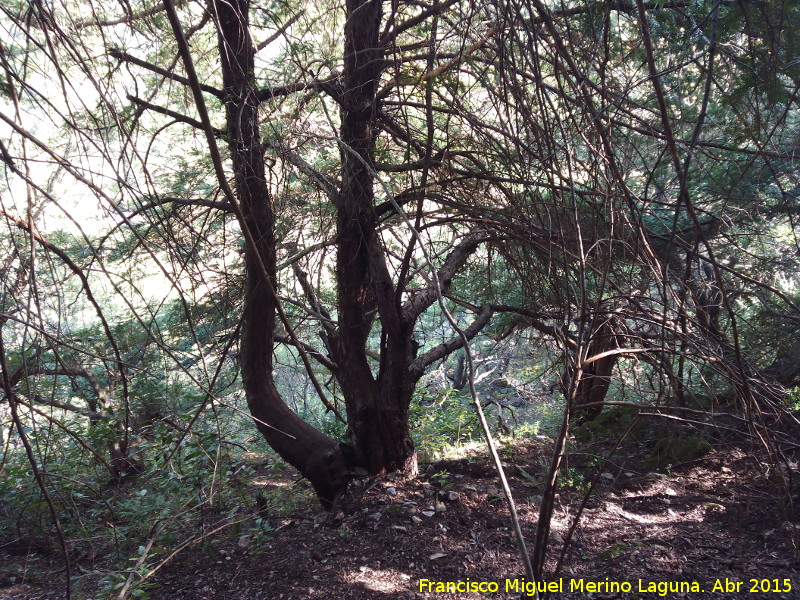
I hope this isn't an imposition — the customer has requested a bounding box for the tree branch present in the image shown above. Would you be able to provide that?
[77,4,166,28]
[409,304,494,378]
[127,95,226,136]
[274,333,339,375]
[402,230,486,321]
[380,0,461,47]
[255,10,304,52]
[264,140,339,201]
[257,74,344,104]
[127,197,233,220]
[109,49,224,99]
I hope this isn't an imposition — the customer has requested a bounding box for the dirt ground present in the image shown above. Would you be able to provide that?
[2,436,799,600]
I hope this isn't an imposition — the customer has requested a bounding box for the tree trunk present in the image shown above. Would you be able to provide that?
[691,258,722,339]
[451,351,467,390]
[215,0,349,509]
[332,0,418,476]
[212,0,482,504]
[573,320,618,423]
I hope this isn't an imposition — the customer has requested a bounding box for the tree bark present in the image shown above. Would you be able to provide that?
[211,0,485,501]
[573,319,618,423]
[215,0,349,509]
[332,0,419,475]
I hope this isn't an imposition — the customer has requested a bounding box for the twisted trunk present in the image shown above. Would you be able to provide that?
[216,0,349,508]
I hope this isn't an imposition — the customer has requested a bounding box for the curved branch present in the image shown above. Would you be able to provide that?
[409,304,494,376]
[402,230,486,321]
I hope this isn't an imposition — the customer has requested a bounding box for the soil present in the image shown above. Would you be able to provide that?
[2,437,799,600]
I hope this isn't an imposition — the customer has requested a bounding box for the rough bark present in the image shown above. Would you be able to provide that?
[573,319,618,423]
[208,0,486,500]
[332,0,419,475]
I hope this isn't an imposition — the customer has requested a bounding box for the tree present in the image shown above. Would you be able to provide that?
[182,0,497,505]
[2,0,799,520]
[1,0,501,509]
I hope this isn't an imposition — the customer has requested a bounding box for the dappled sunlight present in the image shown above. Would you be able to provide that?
[1,0,798,598]
[343,566,414,594]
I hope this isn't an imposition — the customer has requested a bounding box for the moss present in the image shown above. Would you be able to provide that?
[574,406,642,442]
[644,436,712,471]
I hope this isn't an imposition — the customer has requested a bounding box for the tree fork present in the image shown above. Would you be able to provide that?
[335,0,420,478]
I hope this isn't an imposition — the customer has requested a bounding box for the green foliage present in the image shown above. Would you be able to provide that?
[786,387,800,412]
[574,406,642,443]
[0,404,267,586]
[2,1,800,594]
[315,410,349,442]
[236,516,274,555]
[557,467,589,496]
[513,420,542,438]
[429,469,451,487]
[410,388,484,458]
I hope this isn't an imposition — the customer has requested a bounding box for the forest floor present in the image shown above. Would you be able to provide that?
[2,432,799,600]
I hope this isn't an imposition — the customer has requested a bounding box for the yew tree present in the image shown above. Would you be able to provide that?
[189,0,477,505]
[4,0,800,516]
[95,0,490,508]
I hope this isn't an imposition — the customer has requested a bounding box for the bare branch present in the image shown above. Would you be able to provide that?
[76,4,166,28]
[127,95,226,136]
[409,304,494,375]
[109,49,224,99]
[257,74,344,104]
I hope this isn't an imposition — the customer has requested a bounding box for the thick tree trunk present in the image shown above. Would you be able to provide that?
[212,0,479,502]
[333,0,418,476]
[215,0,349,509]
[573,320,618,423]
